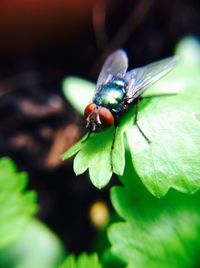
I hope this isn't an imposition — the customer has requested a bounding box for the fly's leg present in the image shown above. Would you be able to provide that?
[135,98,151,143]
[137,93,176,141]
[111,118,119,171]
[132,93,176,143]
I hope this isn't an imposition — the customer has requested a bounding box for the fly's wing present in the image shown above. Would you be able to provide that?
[96,49,128,93]
[125,56,178,102]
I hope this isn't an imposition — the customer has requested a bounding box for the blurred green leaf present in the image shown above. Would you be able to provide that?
[108,155,200,268]
[62,37,200,196]
[60,253,101,268]
[63,77,95,114]
[101,250,126,268]
[0,220,65,268]
[0,157,37,248]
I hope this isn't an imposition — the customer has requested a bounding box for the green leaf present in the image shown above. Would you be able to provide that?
[126,84,200,197]
[62,134,88,160]
[127,37,200,197]
[0,157,37,248]
[108,155,200,268]
[73,129,114,188]
[0,220,65,268]
[62,77,95,114]
[101,250,125,268]
[60,253,102,268]
[62,37,200,196]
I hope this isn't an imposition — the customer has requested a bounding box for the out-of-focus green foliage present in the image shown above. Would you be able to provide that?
[0,157,65,268]
[62,37,200,197]
[0,220,65,268]
[62,77,95,114]
[0,157,37,248]
[60,253,102,268]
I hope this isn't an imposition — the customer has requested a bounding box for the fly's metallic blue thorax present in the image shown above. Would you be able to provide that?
[93,77,126,113]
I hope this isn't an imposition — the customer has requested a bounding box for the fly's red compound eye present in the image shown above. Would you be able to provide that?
[98,107,114,128]
[84,103,97,118]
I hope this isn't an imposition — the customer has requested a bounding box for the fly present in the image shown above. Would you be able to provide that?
[84,49,178,147]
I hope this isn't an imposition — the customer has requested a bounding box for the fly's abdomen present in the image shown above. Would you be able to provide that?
[94,77,126,113]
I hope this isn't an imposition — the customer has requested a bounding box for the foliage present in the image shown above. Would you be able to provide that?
[108,155,200,268]
[0,157,37,247]
[0,220,65,268]
[0,157,65,268]
[1,37,200,268]
[62,37,200,197]
[2,135,200,267]
[60,253,102,268]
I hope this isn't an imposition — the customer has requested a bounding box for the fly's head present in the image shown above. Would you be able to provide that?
[84,103,114,132]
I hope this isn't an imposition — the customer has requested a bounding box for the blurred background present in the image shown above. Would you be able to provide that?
[0,0,199,254]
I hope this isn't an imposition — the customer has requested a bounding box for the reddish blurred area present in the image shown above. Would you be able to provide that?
[0,0,200,254]
[0,0,93,54]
